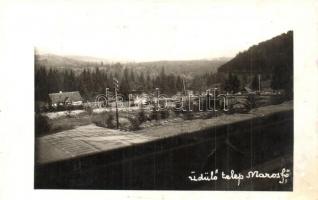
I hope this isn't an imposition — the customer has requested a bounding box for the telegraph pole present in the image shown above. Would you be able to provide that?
[258,74,261,93]
[113,78,119,129]
[213,88,218,112]
[182,79,186,95]
[155,88,159,111]
[105,87,109,107]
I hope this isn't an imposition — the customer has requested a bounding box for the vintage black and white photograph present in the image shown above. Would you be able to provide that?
[32,1,295,191]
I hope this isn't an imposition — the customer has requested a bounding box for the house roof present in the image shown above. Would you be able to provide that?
[49,91,82,104]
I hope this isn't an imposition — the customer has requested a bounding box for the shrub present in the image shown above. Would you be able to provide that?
[247,94,256,109]
[128,117,141,131]
[50,124,74,133]
[35,114,51,137]
[151,107,160,121]
[204,111,216,119]
[173,109,182,117]
[65,105,73,118]
[138,108,147,123]
[160,109,170,119]
[181,111,195,120]
[106,113,116,128]
[85,105,94,116]
[93,112,116,129]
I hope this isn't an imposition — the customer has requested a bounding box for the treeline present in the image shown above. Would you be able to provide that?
[35,64,224,102]
[33,66,195,102]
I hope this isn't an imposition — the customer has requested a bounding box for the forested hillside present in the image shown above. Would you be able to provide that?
[218,31,293,75]
[217,31,293,97]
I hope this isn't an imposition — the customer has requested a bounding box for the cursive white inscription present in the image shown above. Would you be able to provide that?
[188,168,291,186]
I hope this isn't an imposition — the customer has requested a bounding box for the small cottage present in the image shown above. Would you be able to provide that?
[49,91,83,108]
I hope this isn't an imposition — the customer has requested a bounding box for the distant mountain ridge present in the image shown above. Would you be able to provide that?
[124,58,229,77]
[35,53,230,77]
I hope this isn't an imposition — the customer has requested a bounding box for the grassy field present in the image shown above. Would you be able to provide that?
[39,95,288,136]
[43,108,217,135]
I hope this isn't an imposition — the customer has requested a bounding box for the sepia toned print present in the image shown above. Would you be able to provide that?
[34,6,293,190]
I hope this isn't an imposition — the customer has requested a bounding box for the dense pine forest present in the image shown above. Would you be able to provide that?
[35,64,222,102]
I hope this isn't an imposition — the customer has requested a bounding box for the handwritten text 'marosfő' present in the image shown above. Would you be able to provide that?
[188,168,291,186]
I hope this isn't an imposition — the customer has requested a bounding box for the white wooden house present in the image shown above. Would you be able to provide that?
[49,91,83,108]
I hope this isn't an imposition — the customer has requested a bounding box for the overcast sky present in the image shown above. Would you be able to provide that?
[30,0,294,62]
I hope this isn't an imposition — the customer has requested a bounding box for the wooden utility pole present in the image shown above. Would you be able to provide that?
[105,88,109,107]
[182,79,186,95]
[155,88,159,111]
[258,74,261,93]
[113,78,119,129]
